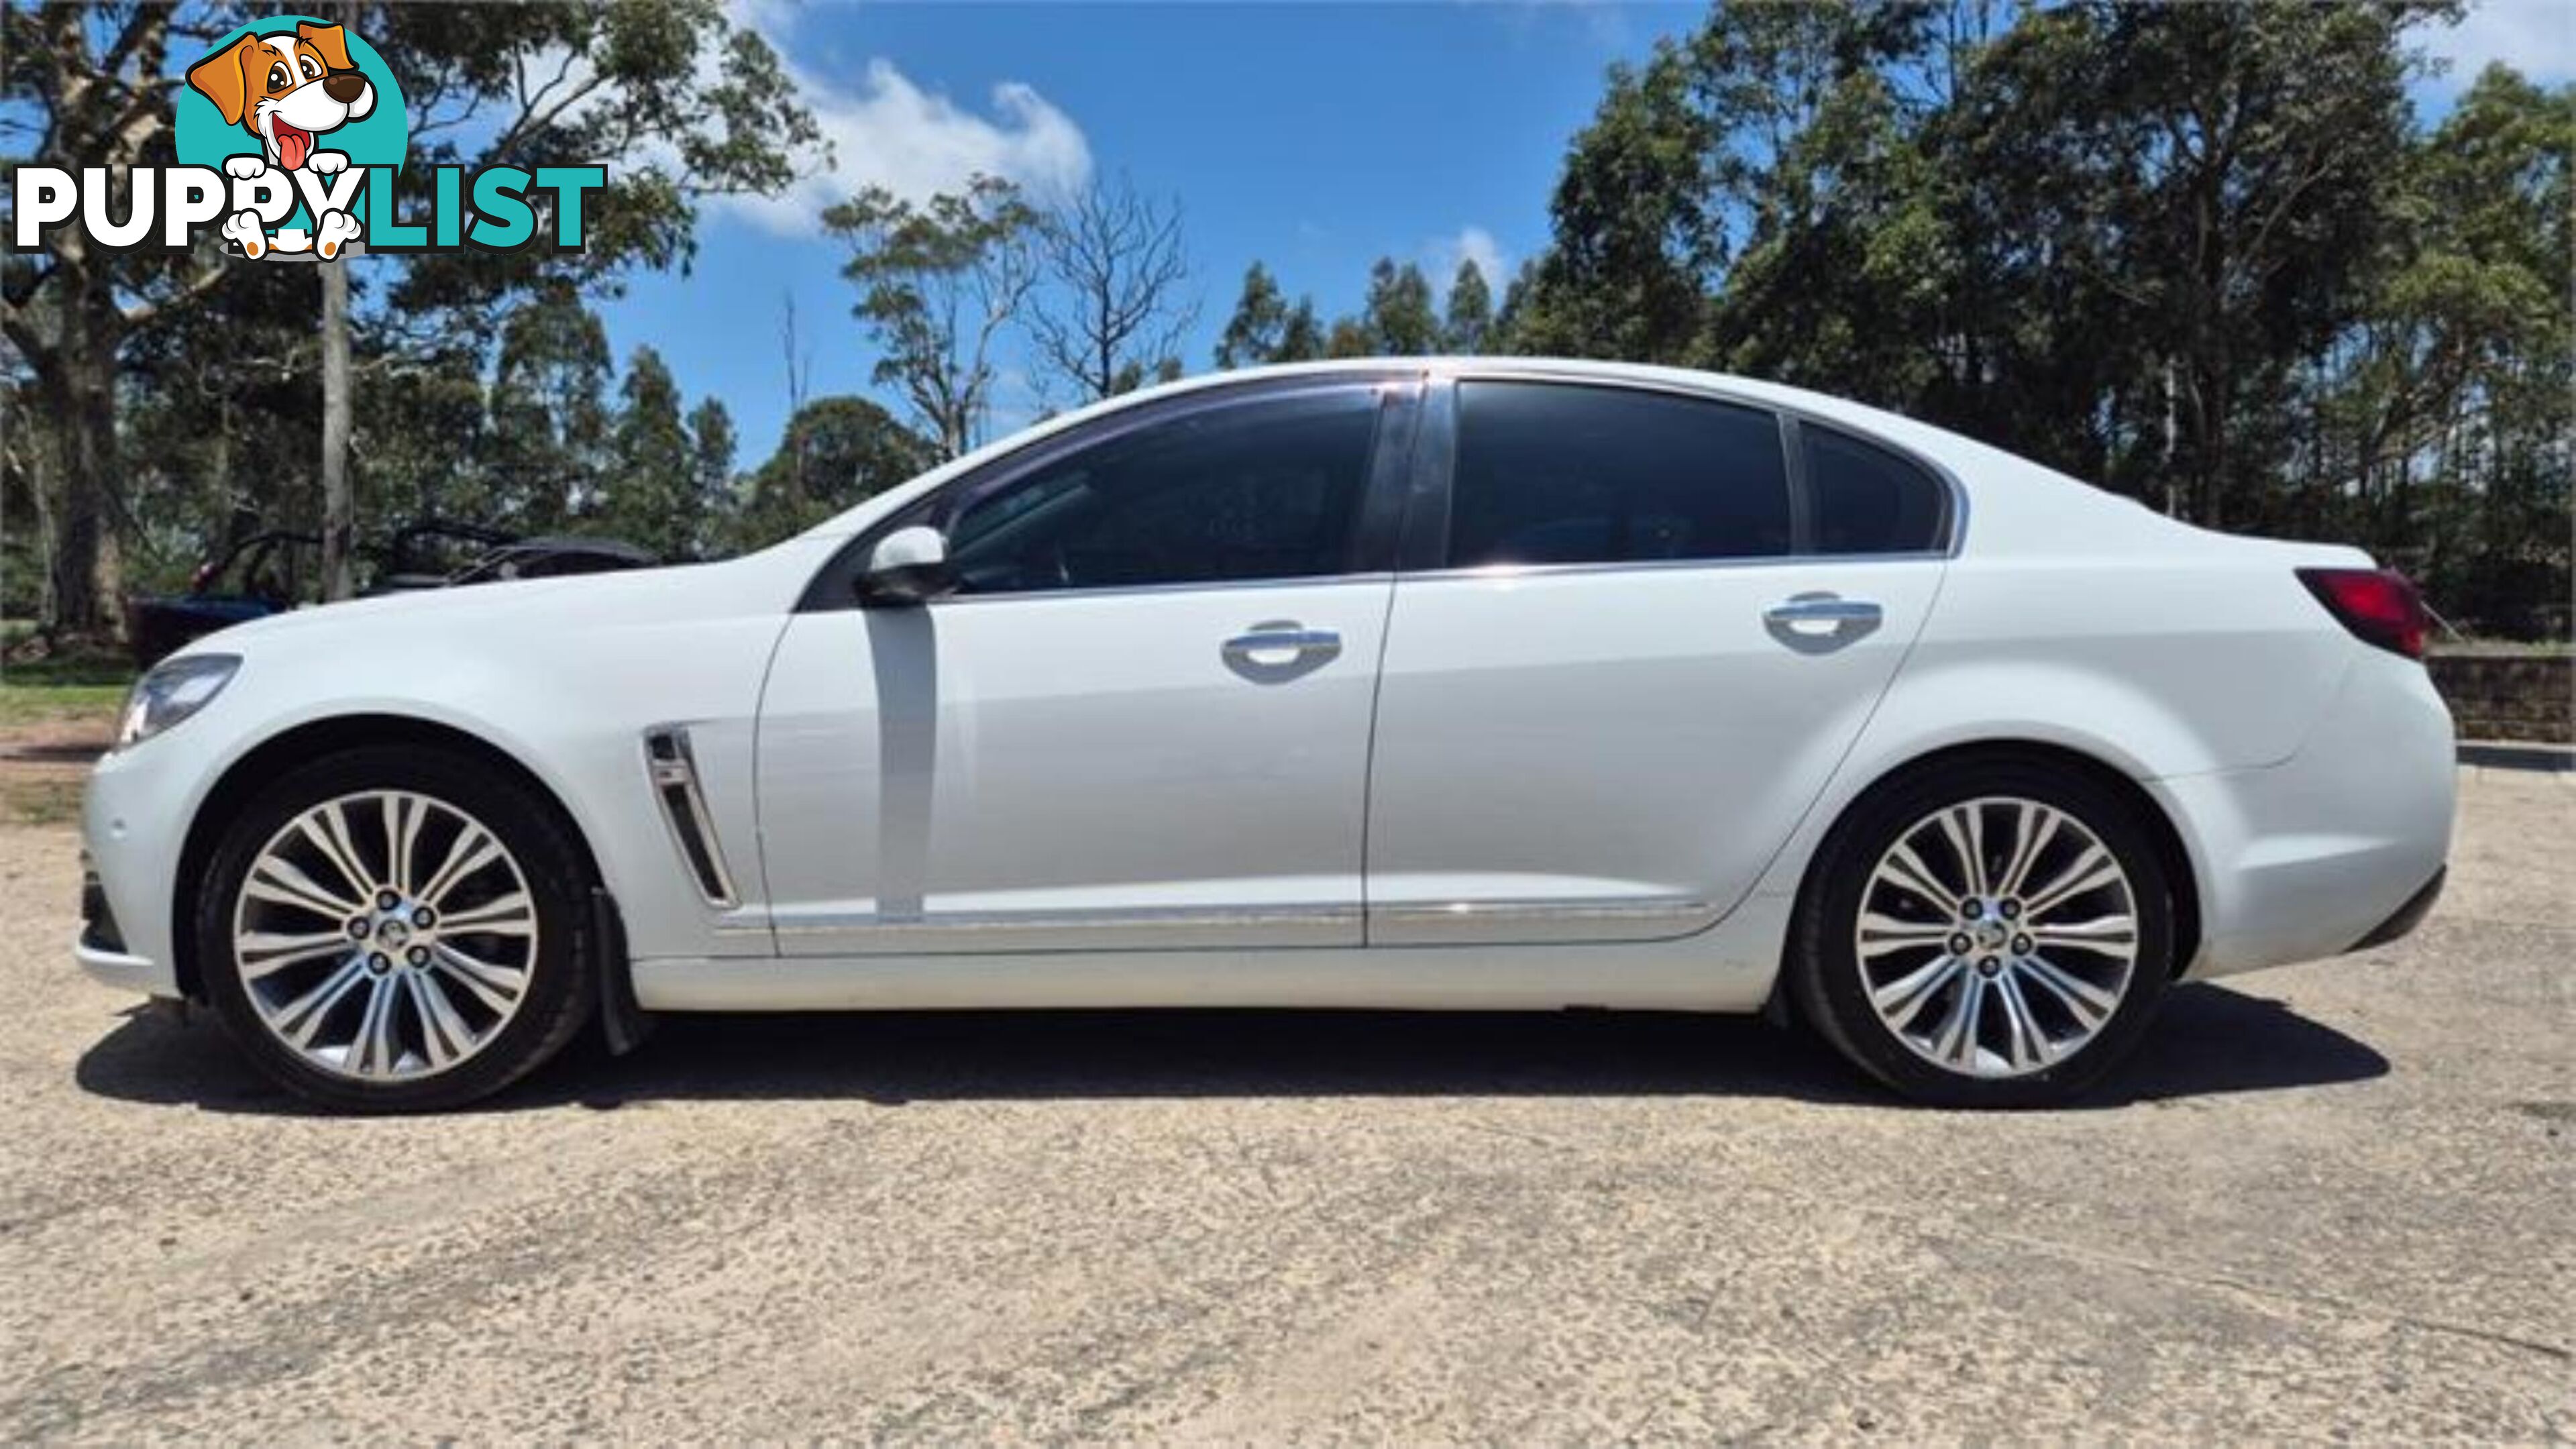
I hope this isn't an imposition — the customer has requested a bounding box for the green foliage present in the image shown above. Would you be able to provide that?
[1444,260,1495,354]
[1214,264,1331,368]
[1506,44,1725,362]
[1483,0,2564,637]
[1,0,824,636]
[822,176,1042,460]
[1277,298,1327,363]
[1216,263,1289,368]
[1361,258,1440,355]
[688,398,739,552]
[374,0,824,311]
[1323,317,1375,360]
[597,347,699,560]
[733,396,938,550]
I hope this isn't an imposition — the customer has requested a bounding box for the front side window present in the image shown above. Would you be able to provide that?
[1805,425,1947,555]
[1445,382,1792,568]
[943,388,1383,596]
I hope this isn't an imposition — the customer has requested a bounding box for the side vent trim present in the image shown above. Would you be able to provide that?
[643,725,740,908]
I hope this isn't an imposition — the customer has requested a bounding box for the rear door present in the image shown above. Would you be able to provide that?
[1364,376,1950,945]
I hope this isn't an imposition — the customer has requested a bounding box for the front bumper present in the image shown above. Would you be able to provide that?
[76,941,176,996]
[76,737,203,1001]
[78,853,180,997]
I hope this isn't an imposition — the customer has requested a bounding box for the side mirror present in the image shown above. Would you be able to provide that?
[856,525,953,606]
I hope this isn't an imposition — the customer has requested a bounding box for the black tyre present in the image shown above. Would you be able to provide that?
[1788,756,2176,1108]
[194,744,597,1112]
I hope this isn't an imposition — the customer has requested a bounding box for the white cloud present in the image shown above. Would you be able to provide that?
[1429,225,1508,292]
[2416,0,2576,89]
[714,5,1093,235]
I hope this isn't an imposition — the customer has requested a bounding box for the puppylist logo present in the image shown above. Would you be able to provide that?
[9,16,604,261]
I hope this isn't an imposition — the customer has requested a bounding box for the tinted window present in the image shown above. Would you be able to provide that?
[945,389,1381,595]
[1446,382,1792,568]
[1807,427,1946,554]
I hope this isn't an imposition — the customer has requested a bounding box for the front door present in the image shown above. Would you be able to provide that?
[757,380,1417,955]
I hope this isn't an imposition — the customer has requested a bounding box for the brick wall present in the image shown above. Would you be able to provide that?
[2427,649,2573,743]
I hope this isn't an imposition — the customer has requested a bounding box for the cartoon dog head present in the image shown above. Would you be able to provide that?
[186,23,375,172]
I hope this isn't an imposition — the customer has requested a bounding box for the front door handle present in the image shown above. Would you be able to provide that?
[1762,596,1882,626]
[1222,623,1342,665]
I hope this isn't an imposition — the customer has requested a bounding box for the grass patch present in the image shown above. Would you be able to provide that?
[0,653,135,688]
[0,682,125,730]
[0,775,84,827]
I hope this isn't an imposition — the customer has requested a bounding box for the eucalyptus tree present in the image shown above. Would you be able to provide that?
[823,175,1041,460]
[1443,260,1493,354]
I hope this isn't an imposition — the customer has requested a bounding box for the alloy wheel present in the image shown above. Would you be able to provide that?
[229,790,540,1081]
[1853,796,2140,1079]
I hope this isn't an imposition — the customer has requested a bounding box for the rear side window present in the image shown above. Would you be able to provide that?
[1805,426,1947,555]
[1446,382,1792,568]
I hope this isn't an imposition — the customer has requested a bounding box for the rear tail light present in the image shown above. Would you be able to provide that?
[2296,567,2427,660]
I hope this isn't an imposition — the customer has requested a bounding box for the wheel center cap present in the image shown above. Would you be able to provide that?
[1974,919,2009,951]
[377,918,411,948]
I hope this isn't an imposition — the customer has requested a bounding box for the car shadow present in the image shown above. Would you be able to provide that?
[75,982,2388,1118]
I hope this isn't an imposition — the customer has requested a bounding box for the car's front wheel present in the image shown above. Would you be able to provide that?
[195,745,596,1112]
[1789,757,2177,1108]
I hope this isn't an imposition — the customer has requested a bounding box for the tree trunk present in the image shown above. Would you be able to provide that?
[320,253,356,600]
[28,433,57,628]
[44,297,118,639]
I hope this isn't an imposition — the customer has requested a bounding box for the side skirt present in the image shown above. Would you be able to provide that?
[631,892,1799,1015]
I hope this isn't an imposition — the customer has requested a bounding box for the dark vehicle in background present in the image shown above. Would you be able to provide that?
[125,522,659,668]
[376,523,656,590]
[124,531,319,671]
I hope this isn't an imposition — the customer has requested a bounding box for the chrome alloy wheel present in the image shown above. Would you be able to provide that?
[229,790,539,1081]
[1853,797,2140,1079]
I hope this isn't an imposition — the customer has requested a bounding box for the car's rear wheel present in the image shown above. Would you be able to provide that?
[1789,757,2176,1108]
[195,745,596,1112]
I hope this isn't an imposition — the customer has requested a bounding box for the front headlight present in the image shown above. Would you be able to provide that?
[115,654,240,751]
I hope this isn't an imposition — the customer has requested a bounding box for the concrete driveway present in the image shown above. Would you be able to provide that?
[1,768,2568,1442]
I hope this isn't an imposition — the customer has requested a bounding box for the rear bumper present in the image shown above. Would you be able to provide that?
[2349,866,2445,953]
[2157,651,2455,981]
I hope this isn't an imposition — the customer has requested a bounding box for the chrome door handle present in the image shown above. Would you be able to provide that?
[1763,596,1882,626]
[1222,625,1342,663]
[1762,594,1884,653]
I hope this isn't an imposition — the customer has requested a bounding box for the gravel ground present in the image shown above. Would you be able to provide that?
[1,767,2569,1443]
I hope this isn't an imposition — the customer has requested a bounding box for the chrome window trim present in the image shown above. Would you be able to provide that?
[798,370,1426,612]
[914,570,1397,608]
[1390,550,1949,587]
[797,364,1966,611]
[1432,363,1970,561]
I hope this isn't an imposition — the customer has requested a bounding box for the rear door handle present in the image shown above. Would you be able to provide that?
[1762,594,1883,652]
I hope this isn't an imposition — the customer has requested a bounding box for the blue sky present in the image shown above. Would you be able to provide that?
[598,1,1672,464]
[592,0,2572,472]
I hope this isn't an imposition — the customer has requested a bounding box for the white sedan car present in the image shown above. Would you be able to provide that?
[79,360,2455,1111]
